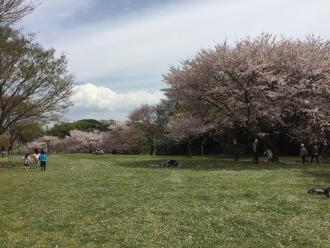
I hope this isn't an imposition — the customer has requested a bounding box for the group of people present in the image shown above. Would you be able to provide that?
[23,148,48,172]
[252,139,321,164]
[300,143,320,164]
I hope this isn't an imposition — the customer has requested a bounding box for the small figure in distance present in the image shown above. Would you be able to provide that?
[23,153,31,172]
[233,138,238,161]
[310,143,319,164]
[94,148,104,155]
[252,139,259,164]
[39,149,48,171]
[264,148,273,164]
[300,143,309,165]
[1,146,5,158]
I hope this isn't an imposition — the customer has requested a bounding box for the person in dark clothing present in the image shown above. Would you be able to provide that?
[300,143,309,164]
[233,138,239,161]
[252,139,259,164]
[310,144,319,163]
[1,146,5,158]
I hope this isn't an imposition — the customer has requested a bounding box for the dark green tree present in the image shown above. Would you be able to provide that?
[0,26,74,135]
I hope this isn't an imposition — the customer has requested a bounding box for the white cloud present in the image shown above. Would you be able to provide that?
[71,82,164,112]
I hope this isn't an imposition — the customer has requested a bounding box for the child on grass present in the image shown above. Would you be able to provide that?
[264,148,273,164]
[23,153,31,172]
[39,149,48,171]
[33,148,40,167]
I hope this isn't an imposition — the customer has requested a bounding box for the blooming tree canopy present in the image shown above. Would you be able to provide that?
[164,34,330,144]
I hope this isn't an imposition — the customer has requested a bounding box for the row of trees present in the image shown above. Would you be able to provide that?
[163,34,330,159]
[24,34,330,159]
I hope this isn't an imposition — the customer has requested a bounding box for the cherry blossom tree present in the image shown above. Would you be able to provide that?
[62,130,102,153]
[128,104,162,155]
[164,34,330,159]
[101,122,138,154]
[26,135,60,153]
[166,114,213,156]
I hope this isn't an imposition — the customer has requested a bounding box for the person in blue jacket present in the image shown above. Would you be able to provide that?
[39,149,48,171]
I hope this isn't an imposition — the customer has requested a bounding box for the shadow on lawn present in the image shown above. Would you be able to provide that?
[113,156,309,172]
[302,169,330,184]
[0,158,17,168]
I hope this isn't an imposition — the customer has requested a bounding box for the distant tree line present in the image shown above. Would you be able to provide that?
[25,34,330,159]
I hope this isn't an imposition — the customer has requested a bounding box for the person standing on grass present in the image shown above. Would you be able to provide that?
[33,148,40,168]
[233,138,239,161]
[39,149,48,171]
[310,144,320,163]
[252,139,259,164]
[300,143,309,164]
[23,153,31,172]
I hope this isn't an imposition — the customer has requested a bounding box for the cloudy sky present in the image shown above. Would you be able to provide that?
[19,0,330,121]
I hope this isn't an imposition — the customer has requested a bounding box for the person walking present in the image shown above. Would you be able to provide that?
[233,138,239,161]
[39,149,48,171]
[310,144,320,163]
[33,148,40,168]
[23,153,31,172]
[300,143,309,165]
[252,139,259,164]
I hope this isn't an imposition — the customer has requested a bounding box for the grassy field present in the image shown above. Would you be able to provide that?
[1,154,330,247]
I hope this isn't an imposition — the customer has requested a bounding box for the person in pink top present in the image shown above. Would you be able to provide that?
[33,148,40,167]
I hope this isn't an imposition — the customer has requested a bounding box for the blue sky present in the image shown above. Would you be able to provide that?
[20,0,330,121]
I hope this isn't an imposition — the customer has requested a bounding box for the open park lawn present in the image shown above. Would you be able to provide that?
[1,154,330,247]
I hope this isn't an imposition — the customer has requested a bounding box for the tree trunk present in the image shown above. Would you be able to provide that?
[233,138,238,161]
[188,138,192,157]
[322,141,329,159]
[152,138,157,156]
[201,137,206,156]
[150,138,154,156]
[9,136,16,148]
[234,145,238,161]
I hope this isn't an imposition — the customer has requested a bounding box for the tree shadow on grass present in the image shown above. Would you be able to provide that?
[0,155,22,168]
[0,160,15,168]
[302,168,330,185]
[112,156,310,172]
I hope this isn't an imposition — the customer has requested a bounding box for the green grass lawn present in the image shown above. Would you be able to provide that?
[1,154,330,247]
